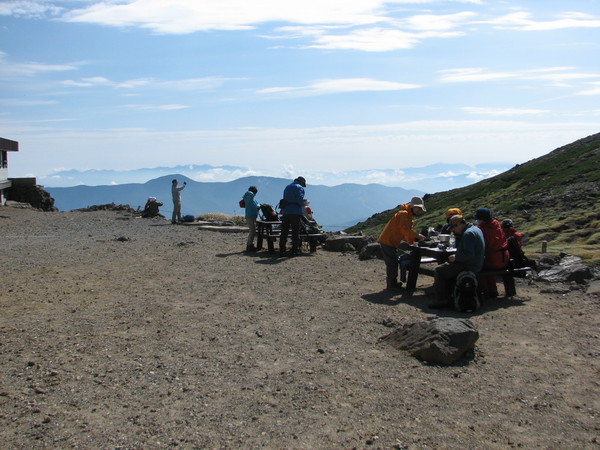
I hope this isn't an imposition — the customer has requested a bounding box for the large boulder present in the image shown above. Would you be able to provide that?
[536,254,593,285]
[380,318,479,365]
[359,242,383,260]
[323,235,371,252]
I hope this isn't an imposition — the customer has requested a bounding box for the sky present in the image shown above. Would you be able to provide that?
[1,0,599,187]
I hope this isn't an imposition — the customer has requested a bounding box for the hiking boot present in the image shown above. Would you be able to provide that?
[246,244,257,252]
[386,281,403,291]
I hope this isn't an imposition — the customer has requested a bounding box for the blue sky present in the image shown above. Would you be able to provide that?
[1,0,599,187]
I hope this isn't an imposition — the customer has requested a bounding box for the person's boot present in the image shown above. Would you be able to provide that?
[246,244,257,252]
[386,280,403,291]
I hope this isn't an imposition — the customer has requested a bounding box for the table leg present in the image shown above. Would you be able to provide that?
[405,248,421,290]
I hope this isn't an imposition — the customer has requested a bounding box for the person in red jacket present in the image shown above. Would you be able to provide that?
[501,219,523,248]
[377,197,426,290]
[475,208,509,298]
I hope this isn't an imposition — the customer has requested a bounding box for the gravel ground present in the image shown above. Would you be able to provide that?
[1,206,598,449]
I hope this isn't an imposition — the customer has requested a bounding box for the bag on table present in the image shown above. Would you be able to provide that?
[259,203,279,221]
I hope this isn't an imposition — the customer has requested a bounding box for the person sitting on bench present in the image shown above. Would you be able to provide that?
[431,215,485,309]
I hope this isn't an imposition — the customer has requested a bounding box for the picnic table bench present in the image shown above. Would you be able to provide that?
[406,242,533,296]
[255,220,326,254]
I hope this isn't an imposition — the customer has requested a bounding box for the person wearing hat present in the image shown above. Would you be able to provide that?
[475,208,510,298]
[141,197,164,218]
[501,218,523,248]
[441,207,463,234]
[377,196,427,290]
[431,214,485,308]
[279,177,306,257]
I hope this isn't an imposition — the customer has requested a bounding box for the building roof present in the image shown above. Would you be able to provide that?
[0,138,19,152]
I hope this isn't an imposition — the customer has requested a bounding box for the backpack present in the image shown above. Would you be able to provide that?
[259,203,279,221]
[300,216,322,234]
[506,235,536,270]
[453,271,480,312]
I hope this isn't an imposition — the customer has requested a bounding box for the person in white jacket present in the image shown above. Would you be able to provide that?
[171,179,186,224]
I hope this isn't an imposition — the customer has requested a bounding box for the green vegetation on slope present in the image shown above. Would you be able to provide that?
[346,132,600,265]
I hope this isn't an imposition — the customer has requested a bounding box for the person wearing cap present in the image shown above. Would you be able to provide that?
[475,208,510,298]
[279,177,306,256]
[377,196,427,290]
[141,197,164,218]
[501,218,523,248]
[441,207,463,234]
[431,214,485,308]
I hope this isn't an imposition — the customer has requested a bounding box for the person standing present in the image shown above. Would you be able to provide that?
[171,179,186,224]
[279,177,306,257]
[377,196,426,290]
[431,215,485,308]
[243,186,260,252]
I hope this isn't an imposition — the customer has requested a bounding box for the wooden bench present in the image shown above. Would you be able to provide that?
[255,220,325,254]
[478,265,534,297]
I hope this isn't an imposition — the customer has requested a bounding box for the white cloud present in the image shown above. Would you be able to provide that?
[0,51,79,78]
[64,0,389,33]
[257,77,421,96]
[123,104,190,111]
[461,107,549,116]
[439,67,600,87]
[60,76,229,90]
[578,82,600,96]
[489,11,600,31]
[0,1,62,18]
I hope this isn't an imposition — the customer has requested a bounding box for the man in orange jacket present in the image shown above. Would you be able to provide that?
[378,196,426,290]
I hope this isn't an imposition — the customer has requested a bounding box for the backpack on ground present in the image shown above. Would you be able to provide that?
[453,271,480,313]
[300,216,322,234]
[259,203,279,221]
[506,235,536,270]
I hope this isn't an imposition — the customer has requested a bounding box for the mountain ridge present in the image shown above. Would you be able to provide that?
[46,176,425,231]
[346,132,600,263]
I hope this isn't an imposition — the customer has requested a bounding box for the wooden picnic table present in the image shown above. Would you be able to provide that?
[255,220,325,254]
[405,243,456,290]
[405,242,533,296]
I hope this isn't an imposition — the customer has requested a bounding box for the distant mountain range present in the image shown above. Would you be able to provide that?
[39,162,510,194]
[46,176,425,231]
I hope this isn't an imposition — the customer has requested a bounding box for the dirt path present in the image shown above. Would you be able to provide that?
[1,207,598,448]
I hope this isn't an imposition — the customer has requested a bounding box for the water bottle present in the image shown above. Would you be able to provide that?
[449,235,456,248]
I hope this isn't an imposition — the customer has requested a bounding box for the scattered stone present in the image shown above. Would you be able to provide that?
[380,318,479,365]
[324,235,371,252]
[359,242,383,260]
[536,254,593,284]
[115,236,131,242]
[587,280,600,296]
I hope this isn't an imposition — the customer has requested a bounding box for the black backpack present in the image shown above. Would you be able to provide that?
[453,271,480,313]
[506,235,536,270]
[259,204,279,221]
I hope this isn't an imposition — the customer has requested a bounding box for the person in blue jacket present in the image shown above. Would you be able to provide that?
[431,214,485,308]
[279,177,306,256]
[243,186,260,252]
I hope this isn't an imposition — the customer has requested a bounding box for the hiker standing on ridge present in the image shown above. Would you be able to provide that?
[279,177,306,257]
[377,196,426,291]
[171,179,186,224]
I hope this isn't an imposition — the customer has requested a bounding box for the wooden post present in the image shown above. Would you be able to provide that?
[541,241,547,253]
